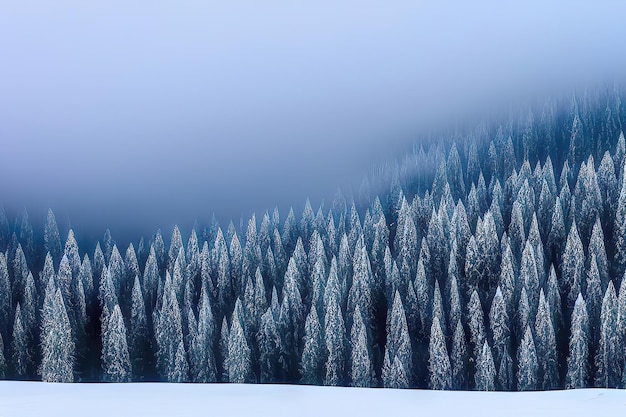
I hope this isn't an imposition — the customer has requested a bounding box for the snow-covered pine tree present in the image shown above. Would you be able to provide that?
[517,325,538,391]
[566,293,589,389]
[129,275,151,380]
[595,281,620,388]
[428,316,452,390]
[102,304,131,382]
[190,285,217,383]
[475,341,496,391]
[258,307,282,383]
[0,254,11,342]
[561,221,585,309]
[11,303,29,379]
[350,305,375,387]
[534,290,558,390]
[154,272,184,382]
[171,340,190,383]
[44,209,62,267]
[324,282,346,386]
[228,301,252,383]
[40,288,75,382]
[450,319,468,389]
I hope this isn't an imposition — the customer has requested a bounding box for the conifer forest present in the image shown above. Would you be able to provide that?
[3,89,626,392]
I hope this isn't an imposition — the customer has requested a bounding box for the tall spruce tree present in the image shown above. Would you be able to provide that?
[566,293,589,389]
[102,304,131,382]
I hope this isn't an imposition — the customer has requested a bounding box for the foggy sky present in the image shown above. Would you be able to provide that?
[1,1,626,243]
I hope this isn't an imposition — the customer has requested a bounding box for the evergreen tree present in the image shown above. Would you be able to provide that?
[44,209,62,267]
[301,307,324,385]
[154,273,184,382]
[534,290,558,390]
[0,254,11,339]
[467,290,485,361]
[258,307,282,383]
[517,325,538,391]
[383,291,412,387]
[40,288,75,383]
[566,293,589,389]
[450,319,468,389]
[350,305,375,387]
[228,306,252,383]
[171,340,190,383]
[595,281,620,388]
[190,286,217,383]
[324,284,346,386]
[0,333,6,378]
[428,316,452,390]
[561,221,585,308]
[475,341,496,391]
[11,304,29,379]
[129,275,151,380]
[102,304,131,382]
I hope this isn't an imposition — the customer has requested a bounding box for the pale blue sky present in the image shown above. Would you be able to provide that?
[1,1,625,239]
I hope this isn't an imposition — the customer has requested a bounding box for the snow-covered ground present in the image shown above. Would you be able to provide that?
[0,382,624,417]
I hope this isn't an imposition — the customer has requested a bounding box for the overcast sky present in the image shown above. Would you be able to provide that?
[1,1,625,242]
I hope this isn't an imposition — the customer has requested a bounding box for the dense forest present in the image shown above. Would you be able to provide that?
[1,87,626,390]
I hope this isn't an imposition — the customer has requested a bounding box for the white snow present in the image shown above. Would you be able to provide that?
[0,382,624,417]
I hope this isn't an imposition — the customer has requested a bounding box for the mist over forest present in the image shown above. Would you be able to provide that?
[2,1,626,242]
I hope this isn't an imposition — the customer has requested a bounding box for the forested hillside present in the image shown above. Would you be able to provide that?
[1,88,626,390]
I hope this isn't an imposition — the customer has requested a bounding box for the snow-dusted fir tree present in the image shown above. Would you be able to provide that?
[517,325,538,391]
[129,275,150,380]
[40,288,75,382]
[324,282,346,386]
[350,305,375,387]
[0,254,12,344]
[154,272,184,381]
[534,290,558,390]
[190,286,217,383]
[475,341,496,391]
[595,281,620,388]
[228,301,252,383]
[258,307,282,383]
[11,303,29,378]
[428,316,452,390]
[301,306,324,385]
[102,304,131,382]
[44,208,62,267]
[382,291,412,388]
[566,293,589,389]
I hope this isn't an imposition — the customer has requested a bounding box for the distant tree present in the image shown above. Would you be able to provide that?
[44,209,62,267]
